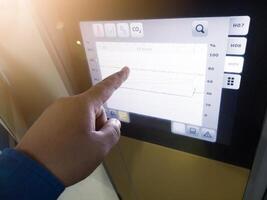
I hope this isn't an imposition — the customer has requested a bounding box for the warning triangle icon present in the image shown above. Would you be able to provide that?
[203,131,212,138]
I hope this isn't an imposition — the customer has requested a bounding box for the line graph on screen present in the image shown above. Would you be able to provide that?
[95,41,208,125]
[101,66,205,98]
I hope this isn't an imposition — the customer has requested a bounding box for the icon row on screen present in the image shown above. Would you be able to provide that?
[171,122,216,142]
[105,109,130,123]
[92,23,144,38]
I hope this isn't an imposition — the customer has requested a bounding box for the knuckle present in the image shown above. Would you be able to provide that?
[109,124,121,141]
[90,132,112,156]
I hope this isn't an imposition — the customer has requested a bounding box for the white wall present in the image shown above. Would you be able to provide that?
[59,165,119,200]
[0,0,118,199]
[0,0,68,126]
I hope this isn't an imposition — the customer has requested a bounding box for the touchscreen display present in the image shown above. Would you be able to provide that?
[80,16,250,143]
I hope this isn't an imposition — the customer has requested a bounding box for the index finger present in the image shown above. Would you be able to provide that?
[88,66,129,106]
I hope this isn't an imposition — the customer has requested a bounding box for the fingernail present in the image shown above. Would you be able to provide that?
[121,66,130,78]
[110,118,121,129]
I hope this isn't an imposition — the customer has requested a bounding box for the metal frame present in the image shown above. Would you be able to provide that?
[244,110,267,199]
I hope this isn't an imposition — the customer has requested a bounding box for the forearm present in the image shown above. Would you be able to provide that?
[0,148,65,200]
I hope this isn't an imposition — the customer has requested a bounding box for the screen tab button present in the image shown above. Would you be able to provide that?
[224,56,244,73]
[229,16,250,36]
[227,37,247,55]
[223,74,241,90]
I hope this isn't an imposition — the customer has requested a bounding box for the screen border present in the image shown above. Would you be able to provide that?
[87,2,267,169]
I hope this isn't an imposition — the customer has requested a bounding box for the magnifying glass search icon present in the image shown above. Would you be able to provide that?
[196,24,205,33]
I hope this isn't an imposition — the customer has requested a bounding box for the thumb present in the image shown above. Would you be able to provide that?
[96,118,121,152]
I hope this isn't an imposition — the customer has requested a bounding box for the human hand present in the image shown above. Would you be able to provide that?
[16,67,129,186]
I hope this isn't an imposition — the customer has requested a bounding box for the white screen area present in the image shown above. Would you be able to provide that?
[97,42,208,126]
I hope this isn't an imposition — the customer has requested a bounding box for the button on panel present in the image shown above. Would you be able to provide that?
[223,74,241,90]
[227,37,247,55]
[200,128,216,142]
[130,23,144,38]
[186,125,200,136]
[224,56,244,73]
[117,23,130,37]
[229,16,250,36]
[104,23,117,37]
[171,122,186,135]
[118,111,130,123]
[192,21,208,37]
[106,109,118,119]
[92,24,104,37]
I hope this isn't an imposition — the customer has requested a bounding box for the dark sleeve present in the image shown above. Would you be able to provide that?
[0,148,65,200]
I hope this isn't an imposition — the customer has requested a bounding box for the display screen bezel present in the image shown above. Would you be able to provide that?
[82,4,267,169]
